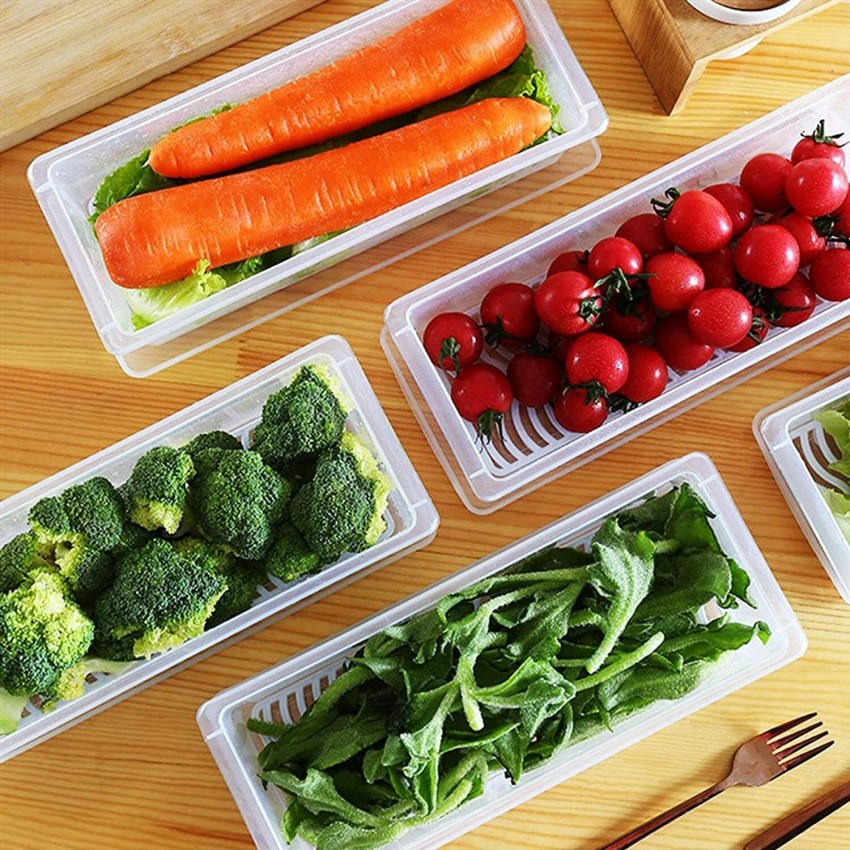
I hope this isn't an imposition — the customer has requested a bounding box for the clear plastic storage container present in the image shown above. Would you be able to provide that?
[0,335,438,762]
[27,0,607,378]
[197,452,806,850]
[754,368,850,603]
[382,75,850,515]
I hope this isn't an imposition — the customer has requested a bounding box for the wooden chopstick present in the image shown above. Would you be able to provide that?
[744,779,850,850]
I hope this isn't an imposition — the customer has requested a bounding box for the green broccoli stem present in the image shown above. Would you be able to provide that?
[0,688,30,734]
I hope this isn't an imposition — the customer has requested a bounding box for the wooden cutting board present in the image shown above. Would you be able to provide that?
[0,0,325,152]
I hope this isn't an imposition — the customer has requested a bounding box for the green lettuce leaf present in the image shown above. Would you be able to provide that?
[126,260,229,329]
[586,519,656,673]
[814,402,850,478]
[417,45,563,134]
[89,150,174,223]
[822,488,850,543]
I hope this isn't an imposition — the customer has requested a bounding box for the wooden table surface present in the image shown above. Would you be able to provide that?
[1,2,849,848]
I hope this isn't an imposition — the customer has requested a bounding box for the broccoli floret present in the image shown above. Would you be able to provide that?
[289,432,391,562]
[60,478,125,551]
[266,521,322,582]
[183,430,243,458]
[190,449,289,560]
[93,539,226,659]
[122,446,195,534]
[252,364,349,469]
[206,560,267,629]
[0,570,95,730]
[28,479,124,596]
[41,656,133,710]
[171,535,236,573]
[111,521,154,560]
[0,533,50,593]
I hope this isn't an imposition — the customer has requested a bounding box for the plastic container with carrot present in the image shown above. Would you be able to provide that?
[28,0,608,376]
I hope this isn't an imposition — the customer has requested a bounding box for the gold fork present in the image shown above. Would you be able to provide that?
[598,713,834,850]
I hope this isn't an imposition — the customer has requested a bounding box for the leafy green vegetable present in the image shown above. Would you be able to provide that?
[822,488,850,543]
[250,485,768,849]
[815,400,850,478]
[813,400,850,542]
[89,150,174,223]
[418,45,563,135]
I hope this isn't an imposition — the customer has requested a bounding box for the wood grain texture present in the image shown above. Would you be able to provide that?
[0,0,324,151]
[607,0,840,112]
[1,2,850,848]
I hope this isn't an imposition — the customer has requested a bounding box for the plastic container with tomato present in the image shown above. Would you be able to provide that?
[382,76,850,514]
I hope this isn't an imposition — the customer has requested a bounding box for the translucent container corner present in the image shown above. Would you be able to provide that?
[754,367,850,603]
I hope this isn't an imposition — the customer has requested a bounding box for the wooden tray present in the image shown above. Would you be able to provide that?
[0,0,324,151]
[607,0,840,113]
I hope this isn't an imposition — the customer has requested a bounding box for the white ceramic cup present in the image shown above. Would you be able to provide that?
[684,0,804,25]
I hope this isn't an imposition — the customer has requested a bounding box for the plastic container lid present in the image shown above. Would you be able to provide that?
[27,0,607,377]
[0,335,439,762]
[197,452,806,850]
[754,367,850,603]
[382,75,850,515]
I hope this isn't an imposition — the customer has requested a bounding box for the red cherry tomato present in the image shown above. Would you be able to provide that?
[662,190,733,254]
[771,211,827,267]
[480,283,539,346]
[601,297,657,342]
[694,247,738,289]
[547,331,572,365]
[770,273,817,328]
[792,121,846,168]
[654,313,715,371]
[740,153,793,212]
[615,213,673,260]
[785,158,849,218]
[565,332,629,394]
[548,250,589,277]
[727,307,769,352]
[507,352,561,408]
[646,253,705,312]
[687,289,753,349]
[704,183,754,238]
[587,236,644,280]
[620,344,668,403]
[833,193,850,237]
[809,249,850,301]
[423,312,483,371]
[553,387,609,433]
[534,272,602,336]
[450,363,513,442]
[734,225,800,289]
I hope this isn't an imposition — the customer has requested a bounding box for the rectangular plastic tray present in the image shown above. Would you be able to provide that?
[754,368,850,603]
[382,75,850,515]
[27,0,607,378]
[0,335,438,763]
[197,452,806,850]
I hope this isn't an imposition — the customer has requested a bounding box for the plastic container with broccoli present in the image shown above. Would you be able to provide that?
[0,335,438,762]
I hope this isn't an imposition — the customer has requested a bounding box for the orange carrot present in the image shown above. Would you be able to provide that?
[97,98,551,290]
[149,0,526,179]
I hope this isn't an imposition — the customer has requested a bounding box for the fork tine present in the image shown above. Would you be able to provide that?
[776,730,830,760]
[779,740,834,774]
[770,721,823,750]
[762,712,817,740]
